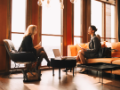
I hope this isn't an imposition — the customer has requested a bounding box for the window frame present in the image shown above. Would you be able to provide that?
[91,0,116,42]
[73,0,83,45]
[39,0,63,66]
[9,0,27,69]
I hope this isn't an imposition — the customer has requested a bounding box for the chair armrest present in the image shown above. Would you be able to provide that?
[10,52,36,62]
[67,45,77,56]
[111,49,118,52]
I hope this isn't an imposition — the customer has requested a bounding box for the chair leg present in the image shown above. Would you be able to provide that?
[38,69,41,81]
[22,69,28,82]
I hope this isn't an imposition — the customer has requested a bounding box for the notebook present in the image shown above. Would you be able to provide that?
[53,49,76,60]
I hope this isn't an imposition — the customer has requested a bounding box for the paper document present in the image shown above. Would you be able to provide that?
[78,44,83,49]
[39,42,41,46]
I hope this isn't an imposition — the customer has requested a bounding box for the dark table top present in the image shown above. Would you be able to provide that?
[77,63,120,71]
[50,58,76,68]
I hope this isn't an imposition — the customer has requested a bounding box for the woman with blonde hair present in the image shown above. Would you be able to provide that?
[19,25,51,70]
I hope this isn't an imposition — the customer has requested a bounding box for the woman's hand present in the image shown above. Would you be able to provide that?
[81,48,87,52]
[34,44,41,49]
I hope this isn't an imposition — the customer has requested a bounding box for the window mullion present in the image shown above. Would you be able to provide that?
[102,3,106,41]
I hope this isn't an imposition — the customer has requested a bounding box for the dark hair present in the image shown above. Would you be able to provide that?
[90,25,97,32]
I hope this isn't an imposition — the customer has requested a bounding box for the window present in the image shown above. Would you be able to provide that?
[41,0,62,66]
[91,0,116,42]
[91,0,102,37]
[74,0,82,45]
[11,0,27,68]
[106,4,115,42]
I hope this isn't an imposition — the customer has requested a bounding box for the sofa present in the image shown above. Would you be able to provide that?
[67,41,120,75]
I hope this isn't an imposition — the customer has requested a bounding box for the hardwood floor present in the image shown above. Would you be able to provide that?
[0,68,120,90]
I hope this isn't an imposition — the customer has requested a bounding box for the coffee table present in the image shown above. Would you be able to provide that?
[77,63,120,87]
[51,58,76,79]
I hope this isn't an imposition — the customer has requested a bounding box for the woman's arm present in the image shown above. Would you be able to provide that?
[85,37,100,53]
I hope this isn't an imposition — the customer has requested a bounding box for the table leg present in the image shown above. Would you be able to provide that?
[101,70,103,85]
[53,67,55,76]
[59,68,61,79]
[73,67,74,77]
[98,71,103,84]
[96,71,98,77]
[66,68,67,75]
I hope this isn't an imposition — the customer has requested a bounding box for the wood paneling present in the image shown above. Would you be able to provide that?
[63,0,67,56]
[0,0,7,45]
[86,0,91,42]
[31,0,39,45]
[81,0,91,43]
[115,0,118,42]
[66,0,73,45]
[26,0,40,45]
[0,0,9,72]
[0,46,7,71]
[63,0,73,56]
[38,6,42,43]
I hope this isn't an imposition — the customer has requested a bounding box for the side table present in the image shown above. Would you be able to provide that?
[51,58,76,79]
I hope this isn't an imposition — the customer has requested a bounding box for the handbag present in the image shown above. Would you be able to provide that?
[22,69,41,82]
[98,47,111,58]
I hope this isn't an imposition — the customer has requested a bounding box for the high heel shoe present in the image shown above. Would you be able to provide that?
[79,68,88,74]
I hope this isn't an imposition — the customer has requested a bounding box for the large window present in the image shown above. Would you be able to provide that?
[91,0,116,42]
[11,0,27,68]
[91,0,102,37]
[106,4,115,42]
[74,0,82,45]
[41,0,62,65]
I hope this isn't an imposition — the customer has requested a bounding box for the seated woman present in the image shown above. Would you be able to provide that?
[76,25,101,73]
[18,25,51,70]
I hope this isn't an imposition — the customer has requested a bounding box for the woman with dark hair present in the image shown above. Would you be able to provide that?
[76,25,101,73]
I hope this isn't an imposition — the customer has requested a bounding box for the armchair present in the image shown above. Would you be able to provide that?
[3,39,41,82]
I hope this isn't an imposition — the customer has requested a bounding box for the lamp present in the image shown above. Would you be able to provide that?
[37,0,43,6]
[60,0,64,9]
[37,0,76,9]
[70,0,77,3]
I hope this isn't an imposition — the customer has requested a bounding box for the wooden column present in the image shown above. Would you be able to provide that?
[66,0,73,45]
[115,0,118,42]
[0,0,9,72]
[31,0,39,45]
[81,0,91,43]
[63,0,73,56]
[27,0,41,45]
[38,6,42,44]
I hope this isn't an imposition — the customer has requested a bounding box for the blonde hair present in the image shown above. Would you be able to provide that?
[23,25,37,38]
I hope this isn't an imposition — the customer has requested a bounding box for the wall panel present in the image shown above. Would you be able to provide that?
[0,0,8,71]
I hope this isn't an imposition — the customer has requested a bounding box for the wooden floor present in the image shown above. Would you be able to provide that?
[0,68,120,90]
